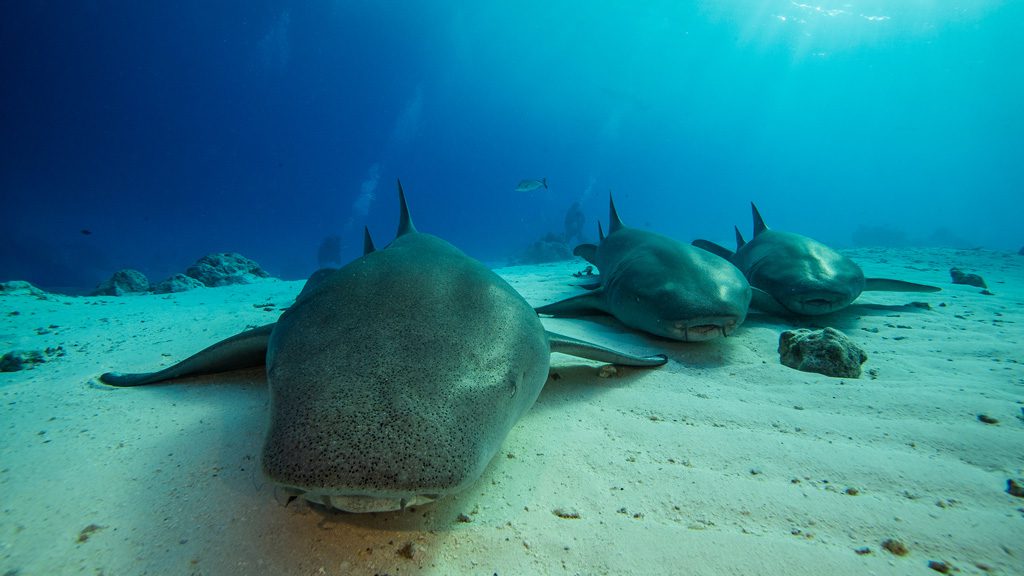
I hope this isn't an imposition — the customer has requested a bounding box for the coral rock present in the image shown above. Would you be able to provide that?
[778,327,867,378]
[185,252,270,287]
[152,273,206,294]
[0,281,48,297]
[0,350,46,372]
[518,235,573,264]
[949,267,987,288]
[91,269,150,296]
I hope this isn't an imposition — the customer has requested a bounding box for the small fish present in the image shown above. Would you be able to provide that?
[80,229,92,236]
[514,178,548,192]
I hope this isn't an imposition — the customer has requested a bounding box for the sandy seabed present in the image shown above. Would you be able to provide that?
[1,247,1022,576]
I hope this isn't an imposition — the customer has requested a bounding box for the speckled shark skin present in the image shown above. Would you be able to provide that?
[100,181,666,513]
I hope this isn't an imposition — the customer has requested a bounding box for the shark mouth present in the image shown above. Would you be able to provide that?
[277,486,440,513]
[791,292,853,314]
[672,317,740,341]
[801,297,837,311]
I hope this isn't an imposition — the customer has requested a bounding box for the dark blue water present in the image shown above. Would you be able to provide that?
[2,1,1021,292]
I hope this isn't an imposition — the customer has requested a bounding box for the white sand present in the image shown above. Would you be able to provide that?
[1,247,1022,575]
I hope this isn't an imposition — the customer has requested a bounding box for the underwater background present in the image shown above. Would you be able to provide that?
[2,0,1021,292]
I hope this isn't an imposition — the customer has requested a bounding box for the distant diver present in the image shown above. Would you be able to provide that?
[563,201,585,243]
[514,178,548,192]
[317,235,342,268]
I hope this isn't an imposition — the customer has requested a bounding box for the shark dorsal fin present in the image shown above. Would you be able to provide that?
[609,192,624,234]
[734,226,746,250]
[751,202,768,237]
[363,226,376,255]
[396,179,417,237]
[598,220,605,242]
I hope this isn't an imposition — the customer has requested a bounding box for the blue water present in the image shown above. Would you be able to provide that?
[2,1,1021,292]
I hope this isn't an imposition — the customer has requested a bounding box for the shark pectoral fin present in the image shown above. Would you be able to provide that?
[749,287,789,315]
[573,243,599,265]
[99,323,275,387]
[99,371,167,387]
[535,290,607,317]
[692,239,735,260]
[547,332,667,367]
[864,278,942,293]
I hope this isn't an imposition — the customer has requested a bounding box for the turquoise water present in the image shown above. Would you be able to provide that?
[1,1,1020,290]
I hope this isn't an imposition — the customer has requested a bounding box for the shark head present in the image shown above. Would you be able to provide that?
[605,243,752,341]
[746,233,866,315]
